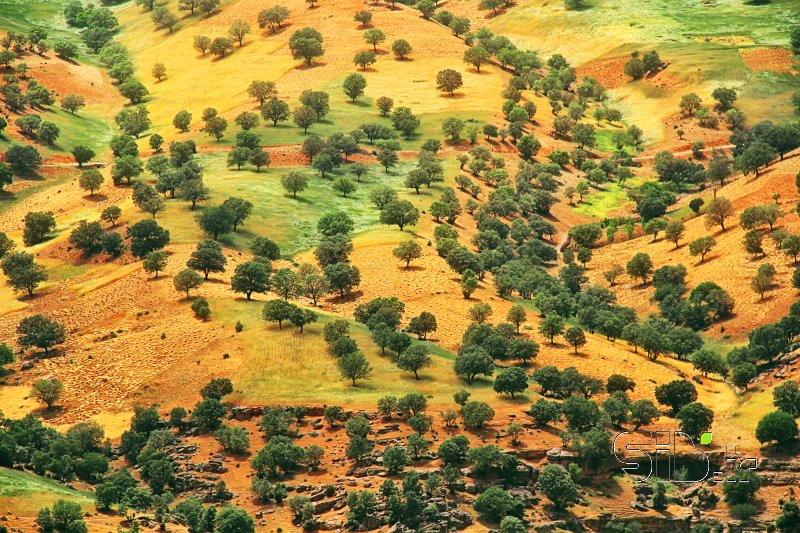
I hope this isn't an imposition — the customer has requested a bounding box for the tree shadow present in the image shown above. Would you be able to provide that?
[83,193,108,202]
[36,405,67,420]
[293,61,326,71]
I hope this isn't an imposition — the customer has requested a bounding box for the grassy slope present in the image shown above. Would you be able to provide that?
[0,0,76,41]
[0,467,94,514]
[213,298,509,407]
[488,0,800,138]
[0,0,115,151]
[145,157,420,254]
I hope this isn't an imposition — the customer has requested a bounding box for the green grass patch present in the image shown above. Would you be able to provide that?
[0,467,93,514]
[150,154,428,256]
[488,0,800,140]
[594,127,635,155]
[0,106,113,156]
[573,181,635,219]
[149,152,460,257]
[208,298,507,407]
[0,0,104,67]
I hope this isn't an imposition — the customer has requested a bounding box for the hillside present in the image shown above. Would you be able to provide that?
[1,0,800,531]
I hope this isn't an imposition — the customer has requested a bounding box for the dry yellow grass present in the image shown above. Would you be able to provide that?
[116,0,509,141]
[588,155,800,341]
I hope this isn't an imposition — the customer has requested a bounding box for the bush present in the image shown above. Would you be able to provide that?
[473,486,523,523]
[729,503,758,520]
[215,425,250,454]
[191,298,211,320]
[755,411,798,446]
[461,401,495,429]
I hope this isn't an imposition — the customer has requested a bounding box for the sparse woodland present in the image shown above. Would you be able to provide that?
[0,0,800,531]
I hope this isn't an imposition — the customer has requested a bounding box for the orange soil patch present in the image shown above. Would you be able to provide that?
[577,56,679,90]
[739,47,798,73]
[0,166,128,238]
[645,110,735,156]
[26,52,121,105]
[643,65,679,90]
[576,56,630,89]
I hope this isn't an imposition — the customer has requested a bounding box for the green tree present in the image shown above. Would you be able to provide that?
[379,200,419,231]
[31,378,63,408]
[436,69,463,96]
[281,171,308,198]
[143,251,168,278]
[289,27,324,66]
[338,351,372,385]
[626,252,653,284]
[630,399,660,429]
[231,261,271,300]
[704,197,734,232]
[353,50,376,70]
[676,402,714,439]
[173,110,192,132]
[393,240,422,268]
[454,346,493,383]
[538,464,579,510]
[679,92,702,115]
[187,239,227,279]
[383,446,409,474]
[396,344,432,379]
[407,311,437,339]
[391,39,412,59]
[293,106,317,133]
[17,314,65,353]
[1,251,48,296]
[539,313,564,344]
[688,235,716,262]
[564,326,587,354]
[69,221,105,257]
[691,349,727,377]
[354,9,372,27]
[755,410,798,446]
[128,220,169,259]
[261,98,290,126]
[343,73,367,102]
[173,268,203,298]
[473,487,523,523]
[463,46,490,72]
[262,299,297,329]
[773,381,800,417]
[363,28,386,51]
[196,205,235,239]
[332,177,356,197]
[72,145,96,168]
[214,506,255,533]
[22,211,56,246]
[493,367,528,399]
[461,400,495,428]
[655,379,697,414]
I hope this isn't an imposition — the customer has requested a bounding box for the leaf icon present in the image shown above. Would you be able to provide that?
[700,432,713,445]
